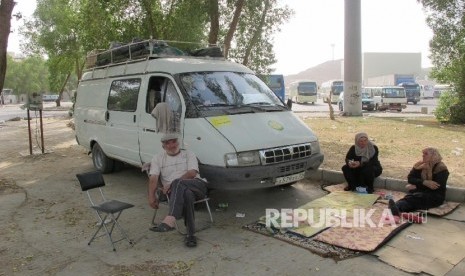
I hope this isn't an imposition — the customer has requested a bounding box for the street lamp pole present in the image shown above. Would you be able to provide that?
[331,43,335,61]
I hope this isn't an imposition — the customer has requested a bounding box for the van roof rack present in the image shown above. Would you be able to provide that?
[85,39,224,69]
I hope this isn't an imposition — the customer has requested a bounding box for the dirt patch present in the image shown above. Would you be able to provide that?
[0,178,23,195]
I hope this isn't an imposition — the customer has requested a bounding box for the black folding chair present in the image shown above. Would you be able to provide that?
[76,171,134,251]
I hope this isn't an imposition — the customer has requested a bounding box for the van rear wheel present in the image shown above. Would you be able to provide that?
[92,143,114,173]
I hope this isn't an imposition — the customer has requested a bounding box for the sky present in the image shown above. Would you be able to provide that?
[273,0,433,75]
[8,0,433,76]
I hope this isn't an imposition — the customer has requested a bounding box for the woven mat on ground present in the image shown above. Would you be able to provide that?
[243,191,391,258]
[313,202,410,252]
[323,183,460,216]
[242,221,363,261]
[288,191,380,237]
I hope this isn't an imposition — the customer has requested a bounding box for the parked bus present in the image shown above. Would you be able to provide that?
[42,94,59,102]
[320,80,343,104]
[289,81,318,104]
[398,82,420,104]
[365,86,407,111]
[420,84,435,99]
[259,74,285,102]
[1,88,16,104]
[433,84,452,98]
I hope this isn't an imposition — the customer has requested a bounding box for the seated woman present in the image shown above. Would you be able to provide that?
[389,147,449,215]
[342,132,382,193]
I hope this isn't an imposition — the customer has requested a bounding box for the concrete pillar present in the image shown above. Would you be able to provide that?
[343,0,362,116]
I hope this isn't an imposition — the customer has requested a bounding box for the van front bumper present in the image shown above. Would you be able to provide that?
[199,153,324,190]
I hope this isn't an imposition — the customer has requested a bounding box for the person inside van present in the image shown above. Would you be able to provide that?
[341,132,382,194]
[389,147,449,215]
[148,133,208,248]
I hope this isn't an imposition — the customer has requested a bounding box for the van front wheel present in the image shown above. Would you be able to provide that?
[92,143,114,173]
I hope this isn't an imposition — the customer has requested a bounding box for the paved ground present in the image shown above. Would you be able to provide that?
[2,157,464,275]
[0,162,412,276]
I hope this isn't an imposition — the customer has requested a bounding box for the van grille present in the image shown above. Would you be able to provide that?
[260,143,312,165]
[278,162,306,173]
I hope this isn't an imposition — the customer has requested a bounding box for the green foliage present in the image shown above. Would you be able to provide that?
[4,54,50,95]
[420,0,465,123]
[227,0,293,74]
[18,0,293,96]
[434,90,458,122]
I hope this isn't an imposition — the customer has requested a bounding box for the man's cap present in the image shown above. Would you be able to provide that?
[161,133,179,142]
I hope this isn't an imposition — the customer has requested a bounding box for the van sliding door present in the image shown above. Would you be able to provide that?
[105,78,141,164]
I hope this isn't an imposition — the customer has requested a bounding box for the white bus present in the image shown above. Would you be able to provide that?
[433,84,452,98]
[420,84,435,99]
[320,80,343,104]
[289,81,318,104]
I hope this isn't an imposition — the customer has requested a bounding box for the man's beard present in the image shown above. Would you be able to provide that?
[166,147,180,156]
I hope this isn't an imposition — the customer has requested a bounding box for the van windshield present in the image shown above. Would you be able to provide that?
[180,72,285,111]
[362,92,372,99]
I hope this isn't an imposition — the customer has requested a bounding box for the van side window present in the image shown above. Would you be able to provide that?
[146,77,164,113]
[108,79,140,112]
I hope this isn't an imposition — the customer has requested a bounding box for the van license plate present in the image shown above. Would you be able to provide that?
[275,172,305,185]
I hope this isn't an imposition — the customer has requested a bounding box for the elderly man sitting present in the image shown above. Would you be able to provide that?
[147,133,207,247]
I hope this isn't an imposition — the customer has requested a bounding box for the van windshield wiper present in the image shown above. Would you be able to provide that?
[243,102,286,112]
[244,102,273,106]
[197,103,238,109]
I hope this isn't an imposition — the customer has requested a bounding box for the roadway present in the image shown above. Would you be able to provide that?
[0,101,72,122]
[290,97,438,115]
[0,98,438,122]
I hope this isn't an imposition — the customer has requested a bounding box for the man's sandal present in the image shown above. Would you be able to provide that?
[150,222,175,232]
[185,236,197,247]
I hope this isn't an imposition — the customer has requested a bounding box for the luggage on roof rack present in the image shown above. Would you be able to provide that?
[189,46,224,58]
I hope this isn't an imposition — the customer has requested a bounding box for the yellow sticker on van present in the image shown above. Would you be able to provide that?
[210,116,232,127]
[268,120,284,131]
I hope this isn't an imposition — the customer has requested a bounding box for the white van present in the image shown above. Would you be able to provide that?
[74,40,324,189]
[366,86,407,111]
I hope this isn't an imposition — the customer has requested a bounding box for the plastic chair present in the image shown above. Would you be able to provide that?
[142,163,213,234]
[76,171,134,251]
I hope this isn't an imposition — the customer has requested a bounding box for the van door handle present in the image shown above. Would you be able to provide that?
[105,111,109,121]
[133,114,136,123]
[144,128,156,132]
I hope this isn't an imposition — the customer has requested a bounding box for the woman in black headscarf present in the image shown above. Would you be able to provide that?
[389,147,449,215]
[342,132,382,193]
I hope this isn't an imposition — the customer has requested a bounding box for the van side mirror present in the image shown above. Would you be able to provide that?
[286,98,293,109]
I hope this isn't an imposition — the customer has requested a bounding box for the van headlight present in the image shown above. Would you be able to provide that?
[225,151,261,167]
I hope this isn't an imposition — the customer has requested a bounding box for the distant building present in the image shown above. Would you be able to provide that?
[362,52,422,85]
[285,53,424,88]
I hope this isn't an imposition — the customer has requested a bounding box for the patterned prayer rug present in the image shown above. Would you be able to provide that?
[243,221,362,261]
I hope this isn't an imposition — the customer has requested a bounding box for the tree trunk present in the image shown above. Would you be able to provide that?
[223,0,245,58]
[242,0,269,66]
[207,0,219,46]
[56,72,71,107]
[0,0,16,95]
[141,0,158,39]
